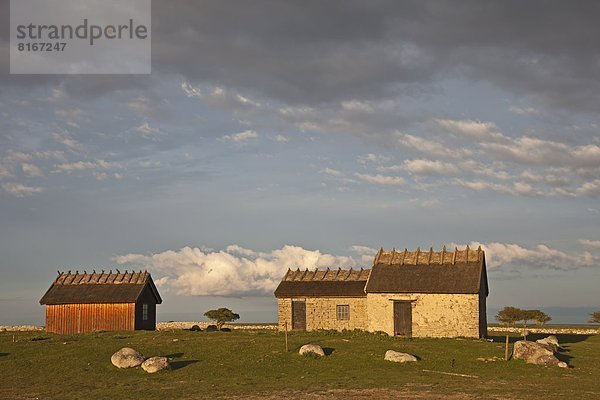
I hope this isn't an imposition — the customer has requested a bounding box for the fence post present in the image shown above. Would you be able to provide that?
[285,321,289,352]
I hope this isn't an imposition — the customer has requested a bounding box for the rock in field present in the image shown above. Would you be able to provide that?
[141,356,170,373]
[299,344,325,357]
[384,350,418,363]
[536,335,559,352]
[513,341,567,368]
[111,347,145,368]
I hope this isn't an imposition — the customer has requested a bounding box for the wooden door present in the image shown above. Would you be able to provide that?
[292,300,306,330]
[394,301,412,337]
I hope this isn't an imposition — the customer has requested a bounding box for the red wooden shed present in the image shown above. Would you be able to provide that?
[39,270,162,334]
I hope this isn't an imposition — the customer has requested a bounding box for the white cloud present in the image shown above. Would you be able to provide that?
[52,131,85,153]
[115,245,357,296]
[396,132,472,160]
[181,81,202,98]
[357,153,390,165]
[321,167,344,177]
[1,182,44,197]
[450,241,599,271]
[482,137,600,169]
[435,119,504,141]
[136,122,160,138]
[220,130,258,144]
[380,159,459,175]
[349,245,379,265]
[21,163,43,177]
[274,134,290,143]
[508,106,539,116]
[355,173,405,186]
[579,239,600,249]
[53,159,118,174]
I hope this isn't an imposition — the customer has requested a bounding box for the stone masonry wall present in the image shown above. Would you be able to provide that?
[366,293,481,338]
[305,297,368,331]
[277,297,368,331]
[277,298,293,331]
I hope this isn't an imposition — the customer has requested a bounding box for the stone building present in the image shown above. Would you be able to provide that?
[274,246,488,338]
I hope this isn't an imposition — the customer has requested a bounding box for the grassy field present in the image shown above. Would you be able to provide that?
[1,329,599,400]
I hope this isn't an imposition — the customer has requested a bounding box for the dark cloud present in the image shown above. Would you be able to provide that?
[2,0,600,111]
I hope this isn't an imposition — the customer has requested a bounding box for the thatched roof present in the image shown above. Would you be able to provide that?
[274,246,489,297]
[39,270,162,305]
[365,246,488,295]
[274,268,370,298]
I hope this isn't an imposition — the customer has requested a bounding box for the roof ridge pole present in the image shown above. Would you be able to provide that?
[390,247,396,265]
[441,245,446,264]
[301,268,308,281]
[466,244,470,262]
[428,247,433,265]
[401,248,407,265]
[374,247,383,266]
[322,267,329,280]
[415,247,420,265]
[477,245,482,262]
[453,247,457,265]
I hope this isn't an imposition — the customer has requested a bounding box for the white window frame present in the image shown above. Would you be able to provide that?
[142,303,149,321]
[336,304,350,321]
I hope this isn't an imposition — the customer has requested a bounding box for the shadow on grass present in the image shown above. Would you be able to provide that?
[323,347,335,356]
[0,352,8,357]
[487,334,593,345]
[165,352,185,359]
[30,336,51,341]
[170,360,199,370]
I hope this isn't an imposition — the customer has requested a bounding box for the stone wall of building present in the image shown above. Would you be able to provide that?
[277,298,293,331]
[366,293,482,338]
[277,297,368,331]
[305,297,368,331]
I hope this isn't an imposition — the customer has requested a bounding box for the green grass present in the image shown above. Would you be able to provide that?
[1,329,599,399]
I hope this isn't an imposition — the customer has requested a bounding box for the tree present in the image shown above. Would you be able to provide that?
[531,310,552,326]
[496,306,523,326]
[520,309,539,340]
[204,307,240,330]
[496,306,523,360]
[589,311,600,324]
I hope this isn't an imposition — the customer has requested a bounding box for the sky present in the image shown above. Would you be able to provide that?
[1,0,599,325]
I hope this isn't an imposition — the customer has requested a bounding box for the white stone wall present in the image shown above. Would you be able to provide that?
[277,297,368,331]
[366,293,482,338]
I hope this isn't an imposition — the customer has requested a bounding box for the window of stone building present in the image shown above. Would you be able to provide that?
[336,304,350,320]
[142,303,148,321]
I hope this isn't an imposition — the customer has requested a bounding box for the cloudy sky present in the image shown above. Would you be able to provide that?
[1,1,599,324]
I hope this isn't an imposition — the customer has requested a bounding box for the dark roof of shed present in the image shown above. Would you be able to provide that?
[274,268,369,297]
[365,247,488,295]
[39,270,162,305]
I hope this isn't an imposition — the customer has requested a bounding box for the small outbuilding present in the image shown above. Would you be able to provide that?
[39,270,162,334]
[275,246,488,338]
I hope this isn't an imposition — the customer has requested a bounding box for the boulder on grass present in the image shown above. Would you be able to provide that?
[384,350,418,363]
[536,335,559,352]
[111,347,144,368]
[513,341,567,368]
[141,356,170,373]
[299,344,325,357]
[206,325,218,332]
